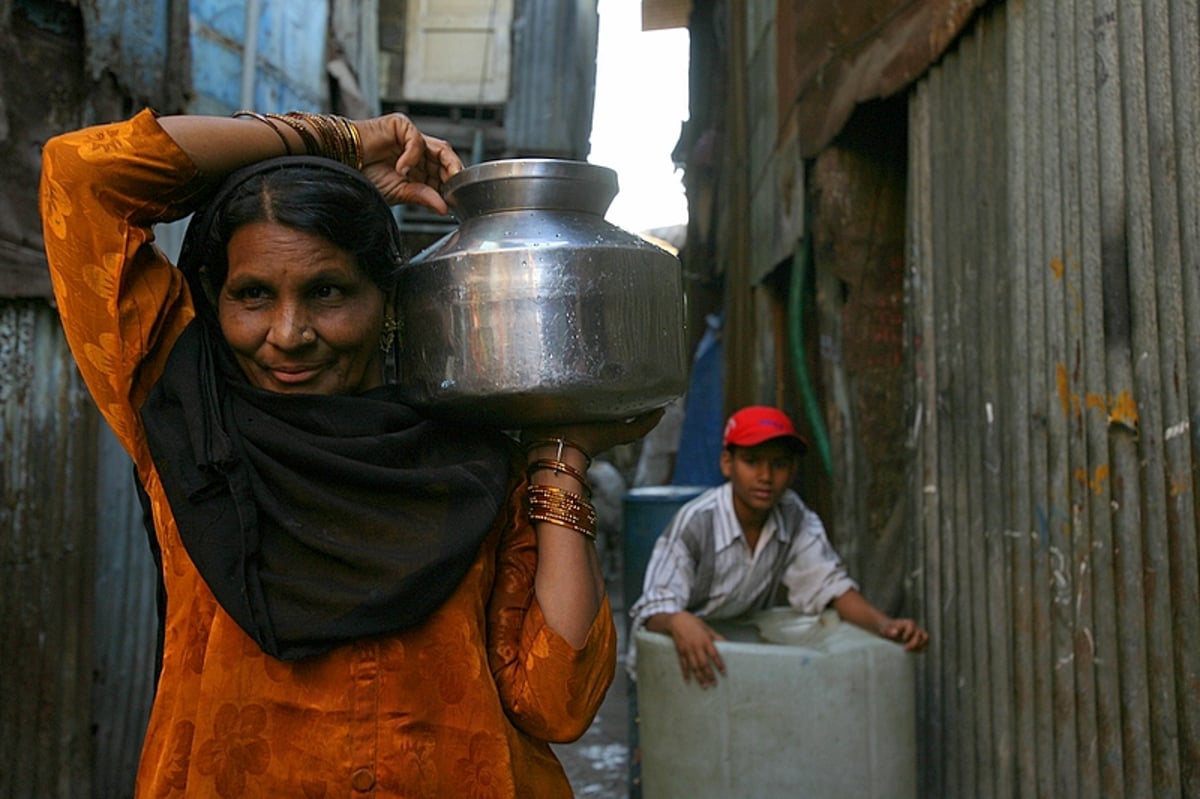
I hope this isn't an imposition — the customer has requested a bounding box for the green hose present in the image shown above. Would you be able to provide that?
[788,241,833,475]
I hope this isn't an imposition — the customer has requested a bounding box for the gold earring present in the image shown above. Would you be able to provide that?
[380,316,401,353]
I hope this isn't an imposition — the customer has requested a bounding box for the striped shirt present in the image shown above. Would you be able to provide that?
[627,483,856,673]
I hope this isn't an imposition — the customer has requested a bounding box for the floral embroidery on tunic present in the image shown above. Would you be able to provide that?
[195,703,271,798]
[155,720,195,798]
[456,732,515,799]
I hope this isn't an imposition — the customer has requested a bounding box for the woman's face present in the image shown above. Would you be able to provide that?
[218,221,387,395]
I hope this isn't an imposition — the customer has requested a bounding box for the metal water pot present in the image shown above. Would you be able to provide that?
[394,158,688,427]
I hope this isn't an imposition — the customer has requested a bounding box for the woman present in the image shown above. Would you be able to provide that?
[40,108,658,797]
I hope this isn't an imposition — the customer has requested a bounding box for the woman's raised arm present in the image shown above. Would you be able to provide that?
[157,111,460,213]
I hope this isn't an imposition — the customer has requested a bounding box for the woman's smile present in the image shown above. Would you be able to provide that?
[264,363,324,385]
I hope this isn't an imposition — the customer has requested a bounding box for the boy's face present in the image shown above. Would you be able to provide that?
[720,439,800,519]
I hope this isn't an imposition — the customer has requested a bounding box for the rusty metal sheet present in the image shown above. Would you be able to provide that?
[777,0,989,156]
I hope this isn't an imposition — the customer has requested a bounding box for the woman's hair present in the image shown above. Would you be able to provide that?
[193,161,404,299]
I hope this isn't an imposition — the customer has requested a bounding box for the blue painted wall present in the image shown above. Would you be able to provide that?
[80,0,328,113]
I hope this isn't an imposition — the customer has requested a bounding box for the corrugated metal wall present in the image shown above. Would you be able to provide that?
[507,0,598,159]
[1,309,156,799]
[0,301,100,798]
[907,1,1200,796]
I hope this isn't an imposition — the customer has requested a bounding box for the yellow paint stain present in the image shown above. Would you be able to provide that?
[1051,256,1065,280]
[1081,389,1140,431]
[1074,465,1109,495]
[1109,390,1140,429]
[1056,363,1071,417]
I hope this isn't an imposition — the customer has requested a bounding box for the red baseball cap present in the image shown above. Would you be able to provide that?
[722,406,809,453]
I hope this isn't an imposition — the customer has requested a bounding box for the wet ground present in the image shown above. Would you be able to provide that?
[552,555,634,798]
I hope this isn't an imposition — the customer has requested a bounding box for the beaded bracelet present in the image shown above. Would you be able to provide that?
[233,110,293,155]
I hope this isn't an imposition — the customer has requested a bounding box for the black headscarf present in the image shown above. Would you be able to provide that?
[140,157,515,661]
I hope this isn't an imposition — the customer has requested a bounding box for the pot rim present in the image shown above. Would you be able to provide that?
[444,158,619,216]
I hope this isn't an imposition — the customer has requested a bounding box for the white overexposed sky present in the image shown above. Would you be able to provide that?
[589,0,689,234]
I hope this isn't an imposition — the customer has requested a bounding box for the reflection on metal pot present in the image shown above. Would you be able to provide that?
[395,158,688,427]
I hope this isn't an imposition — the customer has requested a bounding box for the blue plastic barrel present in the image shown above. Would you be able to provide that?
[622,486,708,612]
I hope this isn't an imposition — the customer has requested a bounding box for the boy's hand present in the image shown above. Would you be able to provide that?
[882,618,929,652]
[651,612,727,688]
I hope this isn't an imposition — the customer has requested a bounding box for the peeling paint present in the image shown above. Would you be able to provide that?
[1107,390,1139,431]
[1074,464,1110,496]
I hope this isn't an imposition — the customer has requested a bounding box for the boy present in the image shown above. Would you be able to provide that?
[628,405,928,687]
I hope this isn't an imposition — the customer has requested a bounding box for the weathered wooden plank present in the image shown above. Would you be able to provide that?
[1143,1,1200,794]
[1034,2,1085,795]
[1115,1,1183,794]
[905,77,940,798]
[944,41,985,799]
[974,16,1015,797]
[1051,4,1099,791]
[998,7,1040,796]
[1166,0,1200,791]
[931,54,974,798]
[1071,0,1126,793]
[1019,7,1058,795]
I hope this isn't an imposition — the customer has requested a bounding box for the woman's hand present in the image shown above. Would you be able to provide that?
[521,408,665,461]
[355,113,463,213]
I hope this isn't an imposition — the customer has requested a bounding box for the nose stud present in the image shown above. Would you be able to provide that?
[301,327,316,343]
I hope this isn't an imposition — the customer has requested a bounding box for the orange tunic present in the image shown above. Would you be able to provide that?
[39,109,616,798]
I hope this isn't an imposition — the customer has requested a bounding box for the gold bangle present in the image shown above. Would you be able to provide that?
[299,112,338,160]
[522,437,593,468]
[527,458,591,493]
[527,509,597,540]
[333,115,364,170]
[526,493,598,538]
[527,483,593,506]
[297,113,355,168]
[527,484,596,513]
[526,484,598,538]
[265,113,319,155]
[290,112,333,158]
[233,110,292,155]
